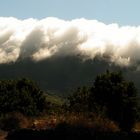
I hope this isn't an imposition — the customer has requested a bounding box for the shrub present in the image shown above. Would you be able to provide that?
[0,78,46,116]
[0,113,20,131]
[89,71,139,132]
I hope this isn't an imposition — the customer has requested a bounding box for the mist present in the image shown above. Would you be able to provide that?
[0,17,140,68]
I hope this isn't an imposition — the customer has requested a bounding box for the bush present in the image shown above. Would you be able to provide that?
[67,71,139,132]
[0,112,33,131]
[67,87,90,112]
[89,71,139,132]
[0,113,20,131]
[0,78,46,116]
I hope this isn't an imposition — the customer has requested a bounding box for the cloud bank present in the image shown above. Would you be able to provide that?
[0,17,140,67]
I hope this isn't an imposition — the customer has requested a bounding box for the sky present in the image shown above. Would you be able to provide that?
[1,0,140,92]
[1,0,140,68]
[0,0,140,26]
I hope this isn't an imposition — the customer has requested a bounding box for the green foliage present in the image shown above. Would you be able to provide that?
[68,86,90,112]
[42,93,66,115]
[67,71,139,132]
[0,78,46,116]
[89,71,139,132]
[45,94,65,106]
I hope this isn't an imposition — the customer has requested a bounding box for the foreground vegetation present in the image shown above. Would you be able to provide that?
[0,71,140,139]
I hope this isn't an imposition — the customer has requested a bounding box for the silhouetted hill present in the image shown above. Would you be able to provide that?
[0,56,139,95]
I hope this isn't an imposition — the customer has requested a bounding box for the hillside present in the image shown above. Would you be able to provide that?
[0,56,139,96]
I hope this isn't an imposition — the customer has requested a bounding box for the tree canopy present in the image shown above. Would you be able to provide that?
[89,71,139,131]
[0,78,46,116]
[67,71,139,132]
[68,86,90,112]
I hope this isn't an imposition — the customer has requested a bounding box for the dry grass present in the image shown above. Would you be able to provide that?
[2,112,119,132]
[0,130,8,140]
[133,122,140,132]
[53,113,119,132]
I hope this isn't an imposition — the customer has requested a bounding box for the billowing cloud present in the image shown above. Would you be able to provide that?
[0,17,140,67]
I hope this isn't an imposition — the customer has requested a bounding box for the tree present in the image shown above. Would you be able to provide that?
[68,86,90,112]
[0,78,46,116]
[89,71,139,132]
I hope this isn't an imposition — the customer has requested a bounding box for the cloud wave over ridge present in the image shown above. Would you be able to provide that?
[0,17,140,67]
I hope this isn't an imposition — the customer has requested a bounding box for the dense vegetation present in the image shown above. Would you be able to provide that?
[68,71,139,132]
[89,71,139,131]
[0,78,46,116]
[0,71,140,139]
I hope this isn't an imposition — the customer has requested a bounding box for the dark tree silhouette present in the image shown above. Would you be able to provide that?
[89,71,139,132]
[68,86,90,112]
[0,78,46,116]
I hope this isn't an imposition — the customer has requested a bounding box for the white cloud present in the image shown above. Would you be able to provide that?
[0,17,140,67]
